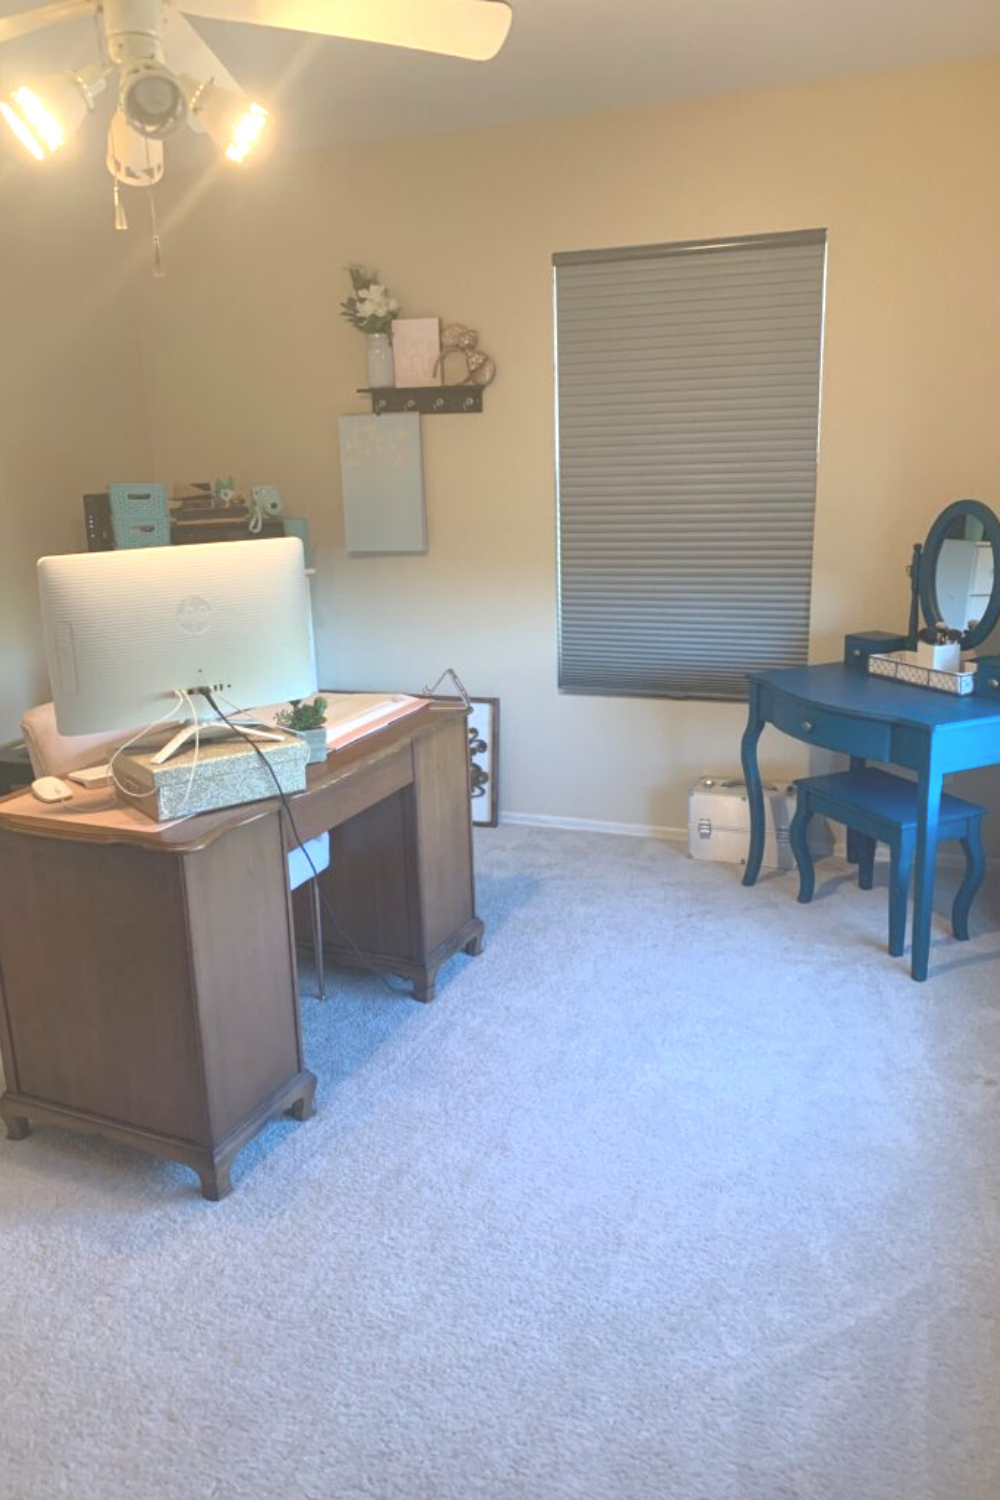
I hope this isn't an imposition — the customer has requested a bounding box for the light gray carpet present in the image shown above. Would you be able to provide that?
[1,825,998,1500]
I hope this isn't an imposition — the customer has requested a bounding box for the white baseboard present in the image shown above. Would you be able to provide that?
[496,812,999,872]
[499,811,687,844]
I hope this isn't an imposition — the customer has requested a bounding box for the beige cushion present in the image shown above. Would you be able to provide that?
[19,703,135,779]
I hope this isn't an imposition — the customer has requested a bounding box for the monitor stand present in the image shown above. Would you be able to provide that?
[150,712,286,766]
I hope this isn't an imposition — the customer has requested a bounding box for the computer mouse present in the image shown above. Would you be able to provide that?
[31,776,74,804]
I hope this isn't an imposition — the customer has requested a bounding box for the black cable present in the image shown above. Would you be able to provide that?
[197,689,412,997]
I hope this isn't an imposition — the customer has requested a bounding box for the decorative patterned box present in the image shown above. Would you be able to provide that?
[109,483,170,549]
[867,649,977,696]
[113,728,308,822]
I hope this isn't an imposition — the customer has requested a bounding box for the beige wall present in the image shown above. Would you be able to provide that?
[0,161,152,742]
[133,56,1000,833]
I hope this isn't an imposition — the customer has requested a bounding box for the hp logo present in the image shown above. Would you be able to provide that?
[176,596,212,635]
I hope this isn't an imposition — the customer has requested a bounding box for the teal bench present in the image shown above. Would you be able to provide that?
[790,768,986,960]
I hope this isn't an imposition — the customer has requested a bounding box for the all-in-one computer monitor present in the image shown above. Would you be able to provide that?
[37,538,318,759]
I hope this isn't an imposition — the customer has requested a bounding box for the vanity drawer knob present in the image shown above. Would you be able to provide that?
[802,719,814,732]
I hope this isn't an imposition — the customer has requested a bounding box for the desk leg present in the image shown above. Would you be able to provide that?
[741,682,766,886]
[911,748,943,982]
[1,1109,30,1141]
[952,828,985,942]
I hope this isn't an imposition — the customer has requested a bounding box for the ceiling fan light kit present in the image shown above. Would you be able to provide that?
[0,61,106,157]
[106,104,163,184]
[119,59,187,137]
[0,0,512,264]
[185,76,269,161]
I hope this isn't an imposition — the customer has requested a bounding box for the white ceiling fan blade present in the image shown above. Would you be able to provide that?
[177,0,513,62]
[162,8,242,95]
[0,0,97,47]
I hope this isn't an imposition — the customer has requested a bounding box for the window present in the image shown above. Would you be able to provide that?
[554,230,827,701]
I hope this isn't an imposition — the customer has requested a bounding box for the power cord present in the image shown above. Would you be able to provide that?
[174,687,202,813]
[108,691,186,799]
[197,688,414,998]
[107,689,202,815]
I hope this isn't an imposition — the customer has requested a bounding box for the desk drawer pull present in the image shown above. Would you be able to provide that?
[802,719,814,732]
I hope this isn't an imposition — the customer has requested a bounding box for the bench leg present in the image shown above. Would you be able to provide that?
[856,833,877,891]
[845,757,867,865]
[952,820,986,942]
[888,831,914,958]
[790,796,816,903]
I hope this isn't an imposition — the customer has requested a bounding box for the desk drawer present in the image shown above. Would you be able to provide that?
[766,691,893,760]
[289,742,413,843]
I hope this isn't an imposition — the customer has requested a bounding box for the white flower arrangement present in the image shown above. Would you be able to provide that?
[341,265,401,334]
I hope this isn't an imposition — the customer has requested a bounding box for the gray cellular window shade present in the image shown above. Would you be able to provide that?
[555,230,827,701]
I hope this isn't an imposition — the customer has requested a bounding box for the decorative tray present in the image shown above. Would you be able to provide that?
[867,650,976,696]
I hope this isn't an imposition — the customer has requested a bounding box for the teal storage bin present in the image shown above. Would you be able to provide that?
[109,484,169,549]
[282,516,311,566]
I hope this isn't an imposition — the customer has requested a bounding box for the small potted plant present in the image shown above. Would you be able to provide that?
[276,696,328,763]
[917,622,963,674]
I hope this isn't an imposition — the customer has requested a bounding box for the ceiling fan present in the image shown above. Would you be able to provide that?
[0,1,513,190]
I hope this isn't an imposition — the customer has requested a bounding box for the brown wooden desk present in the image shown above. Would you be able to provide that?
[0,704,482,1199]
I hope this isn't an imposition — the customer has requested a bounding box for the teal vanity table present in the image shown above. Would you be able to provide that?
[741,499,1000,981]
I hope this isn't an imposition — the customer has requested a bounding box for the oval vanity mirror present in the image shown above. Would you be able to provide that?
[918,498,1000,651]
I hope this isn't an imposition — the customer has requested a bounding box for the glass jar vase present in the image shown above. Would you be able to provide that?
[365,332,395,389]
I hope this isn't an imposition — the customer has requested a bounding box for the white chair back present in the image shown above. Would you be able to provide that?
[20,702,134,779]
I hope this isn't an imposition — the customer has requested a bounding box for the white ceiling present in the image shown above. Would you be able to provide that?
[0,0,999,150]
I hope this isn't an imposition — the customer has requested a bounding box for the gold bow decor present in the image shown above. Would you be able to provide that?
[433,323,497,387]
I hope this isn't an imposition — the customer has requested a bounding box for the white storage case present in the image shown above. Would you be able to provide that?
[687,776,831,870]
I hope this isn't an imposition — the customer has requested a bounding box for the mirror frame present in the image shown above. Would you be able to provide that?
[918,498,1000,651]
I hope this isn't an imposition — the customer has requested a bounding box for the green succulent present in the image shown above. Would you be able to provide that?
[276,696,328,732]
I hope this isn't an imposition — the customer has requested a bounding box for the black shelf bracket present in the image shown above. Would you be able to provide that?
[360,386,484,415]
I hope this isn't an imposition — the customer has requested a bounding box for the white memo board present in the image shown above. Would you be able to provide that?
[338,413,427,555]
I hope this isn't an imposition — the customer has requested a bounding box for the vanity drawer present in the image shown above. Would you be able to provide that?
[765,692,893,760]
[973,656,1000,700]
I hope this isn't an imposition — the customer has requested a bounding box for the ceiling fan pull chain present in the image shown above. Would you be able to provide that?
[147,185,165,279]
[144,134,165,278]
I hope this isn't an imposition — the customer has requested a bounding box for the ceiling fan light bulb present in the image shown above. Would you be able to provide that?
[190,80,269,163]
[0,98,46,160]
[225,102,269,164]
[14,87,67,152]
[0,70,96,159]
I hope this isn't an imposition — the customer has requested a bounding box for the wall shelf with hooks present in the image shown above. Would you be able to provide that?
[360,386,484,415]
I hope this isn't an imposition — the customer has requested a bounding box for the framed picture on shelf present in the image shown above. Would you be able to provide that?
[391,317,441,386]
[467,697,499,827]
